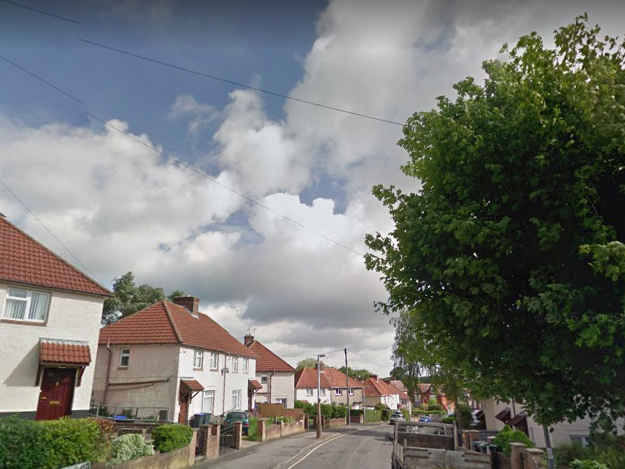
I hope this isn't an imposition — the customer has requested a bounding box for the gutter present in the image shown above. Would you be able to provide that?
[103,339,113,404]
[269,368,276,403]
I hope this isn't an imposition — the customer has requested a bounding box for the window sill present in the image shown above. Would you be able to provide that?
[193,368,203,371]
[0,318,47,327]
[117,366,129,370]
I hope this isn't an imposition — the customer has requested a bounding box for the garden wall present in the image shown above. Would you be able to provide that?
[260,419,306,441]
[324,417,347,428]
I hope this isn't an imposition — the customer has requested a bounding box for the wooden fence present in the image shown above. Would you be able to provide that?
[257,403,305,420]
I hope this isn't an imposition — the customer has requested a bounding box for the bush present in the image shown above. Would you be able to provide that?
[554,441,592,467]
[41,418,106,469]
[492,425,535,457]
[442,415,455,424]
[108,434,154,465]
[401,409,410,421]
[570,460,609,469]
[0,416,48,469]
[152,424,193,453]
[456,404,473,429]
[374,403,386,411]
[427,402,442,411]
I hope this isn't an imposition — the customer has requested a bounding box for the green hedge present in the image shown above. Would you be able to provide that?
[493,425,535,457]
[152,424,193,453]
[0,416,48,469]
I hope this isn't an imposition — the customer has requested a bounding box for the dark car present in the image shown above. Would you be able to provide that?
[223,411,250,435]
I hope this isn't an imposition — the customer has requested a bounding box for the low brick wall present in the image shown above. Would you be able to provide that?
[95,431,196,469]
[282,420,305,437]
[260,419,306,442]
[265,423,283,441]
[350,414,364,424]
[324,417,347,428]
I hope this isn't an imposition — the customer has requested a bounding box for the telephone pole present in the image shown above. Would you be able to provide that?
[344,348,350,425]
[316,354,325,439]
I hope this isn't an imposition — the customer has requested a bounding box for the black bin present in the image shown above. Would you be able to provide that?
[192,413,210,428]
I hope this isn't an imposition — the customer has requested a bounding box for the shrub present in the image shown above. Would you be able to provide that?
[456,404,473,429]
[442,415,455,424]
[152,424,193,453]
[427,402,442,411]
[554,441,591,467]
[401,409,410,421]
[108,434,154,465]
[374,403,386,411]
[90,418,115,461]
[0,416,48,469]
[40,418,107,469]
[331,405,347,419]
[492,425,535,457]
[570,460,609,469]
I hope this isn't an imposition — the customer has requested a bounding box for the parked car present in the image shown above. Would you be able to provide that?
[223,411,250,435]
[389,411,405,425]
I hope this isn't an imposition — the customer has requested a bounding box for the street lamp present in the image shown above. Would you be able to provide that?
[316,354,325,439]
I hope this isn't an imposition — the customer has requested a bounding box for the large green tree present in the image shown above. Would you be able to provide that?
[339,366,371,381]
[296,358,323,371]
[102,272,186,325]
[365,16,625,426]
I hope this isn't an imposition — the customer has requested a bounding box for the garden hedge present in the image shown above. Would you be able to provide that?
[152,424,194,453]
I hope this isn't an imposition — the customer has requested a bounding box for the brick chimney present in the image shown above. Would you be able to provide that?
[173,296,200,316]
[244,334,254,346]
[315,363,326,371]
[370,374,378,381]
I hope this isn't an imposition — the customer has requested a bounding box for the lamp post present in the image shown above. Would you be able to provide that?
[316,354,325,439]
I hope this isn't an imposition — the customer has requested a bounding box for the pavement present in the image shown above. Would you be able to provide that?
[194,423,392,469]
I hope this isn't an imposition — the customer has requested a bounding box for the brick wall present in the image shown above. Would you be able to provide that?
[260,419,306,441]
[265,423,283,440]
[98,430,196,469]
[324,417,347,428]
[196,424,220,460]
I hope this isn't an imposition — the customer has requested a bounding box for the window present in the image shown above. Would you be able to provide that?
[232,357,239,373]
[193,350,203,369]
[3,287,50,322]
[119,349,130,368]
[320,389,326,396]
[306,389,313,396]
[275,398,287,408]
[210,352,218,370]
[202,390,214,413]
[243,358,249,373]
[232,390,242,410]
[335,389,342,396]
[348,388,354,395]
[571,435,590,447]
[261,374,268,384]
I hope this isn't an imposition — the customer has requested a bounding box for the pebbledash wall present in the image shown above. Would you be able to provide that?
[0,284,104,418]
[255,372,295,408]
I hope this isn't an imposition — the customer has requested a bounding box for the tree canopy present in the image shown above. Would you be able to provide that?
[339,366,371,381]
[365,16,625,426]
[102,272,186,325]
[296,358,323,371]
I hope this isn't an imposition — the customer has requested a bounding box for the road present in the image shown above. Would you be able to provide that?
[196,424,392,469]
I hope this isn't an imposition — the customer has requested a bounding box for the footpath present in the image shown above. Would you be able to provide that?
[194,424,382,469]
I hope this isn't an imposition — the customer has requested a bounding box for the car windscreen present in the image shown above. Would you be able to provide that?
[228,412,247,419]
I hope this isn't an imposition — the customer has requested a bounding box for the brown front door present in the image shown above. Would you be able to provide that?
[36,368,76,420]
[179,390,189,424]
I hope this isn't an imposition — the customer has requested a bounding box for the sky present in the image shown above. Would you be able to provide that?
[1,0,624,375]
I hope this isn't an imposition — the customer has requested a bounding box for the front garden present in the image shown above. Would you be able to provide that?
[0,416,194,469]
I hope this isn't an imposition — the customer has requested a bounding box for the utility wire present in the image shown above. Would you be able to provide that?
[0,53,367,258]
[78,38,405,127]
[0,178,101,282]
[0,0,82,25]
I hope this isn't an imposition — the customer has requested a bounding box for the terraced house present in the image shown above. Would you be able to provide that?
[0,214,111,420]
[92,297,258,423]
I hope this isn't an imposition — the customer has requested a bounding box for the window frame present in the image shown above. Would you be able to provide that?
[243,358,249,373]
[232,356,239,373]
[119,349,130,368]
[348,388,354,396]
[202,390,214,414]
[334,388,342,396]
[231,389,242,410]
[260,374,268,384]
[193,350,204,369]
[320,388,326,396]
[306,388,313,396]
[209,352,219,370]
[3,287,51,324]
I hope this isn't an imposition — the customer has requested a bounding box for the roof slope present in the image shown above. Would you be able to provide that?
[246,340,295,373]
[0,216,111,297]
[362,376,398,396]
[323,367,363,389]
[99,300,257,358]
[387,383,410,400]
[294,367,331,388]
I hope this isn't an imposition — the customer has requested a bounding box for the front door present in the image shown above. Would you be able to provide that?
[179,390,189,424]
[35,368,76,420]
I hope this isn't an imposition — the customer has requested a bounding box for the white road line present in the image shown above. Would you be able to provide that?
[285,429,362,469]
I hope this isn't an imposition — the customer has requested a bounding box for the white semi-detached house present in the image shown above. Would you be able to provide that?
[0,214,111,420]
[92,297,258,423]
[294,367,331,405]
[243,334,295,408]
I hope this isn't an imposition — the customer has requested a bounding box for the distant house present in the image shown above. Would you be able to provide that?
[362,375,400,410]
[384,379,412,413]
[323,367,365,409]
[294,367,331,405]
[0,214,111,420]
[93,297,258,423]
[243,334,295,408]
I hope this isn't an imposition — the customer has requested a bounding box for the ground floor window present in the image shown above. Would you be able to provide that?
[202,390,214,413]
[232,390,242,410]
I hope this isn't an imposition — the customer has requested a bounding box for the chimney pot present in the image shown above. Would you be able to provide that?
[244,334,254,346]
[370,374,378,380]
[173,296,200,316]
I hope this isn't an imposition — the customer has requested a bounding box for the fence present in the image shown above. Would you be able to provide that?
[89,403,170,421]
[257,403,305,420]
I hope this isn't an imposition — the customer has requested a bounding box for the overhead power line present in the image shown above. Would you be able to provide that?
[0,0,82,25]
[78,38,405,127]
[0,178,100,282]
[0,53,367,258]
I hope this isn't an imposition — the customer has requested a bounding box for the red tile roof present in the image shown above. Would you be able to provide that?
[246,340,295,373]
[384,379,408,392]
[294,367,331,388]
[249,379,262,389]
[181,379,204,392]
[323,367,363,389]
[0,216,111,297]
[39,338,91,365]
[99,300,258,358]
[362,376,397,396]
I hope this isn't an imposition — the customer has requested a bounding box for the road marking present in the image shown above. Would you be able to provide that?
[284,428,363,469]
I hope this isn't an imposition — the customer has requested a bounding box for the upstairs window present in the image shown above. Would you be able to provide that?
[335,389,342,396]
[193,350,203,369]
[348,388,354,395]
[3,288,50,323]
[306,389,313,396]
[243,358,249,373]
[232,357,239,373]
[261,375,268,384]
[119,349,130,368]
[210,352,219,370]
[320,389,326,396]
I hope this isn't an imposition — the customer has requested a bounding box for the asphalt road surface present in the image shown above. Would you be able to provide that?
[286,425,392,469]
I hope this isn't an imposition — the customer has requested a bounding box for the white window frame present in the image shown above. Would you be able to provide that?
[348,388,354,396]
[306,388,313,396]
[261,374,268,384]
[3,287,50,323]
[202,390,214,414]
[232,356,239,373]
[243,358,249,373]
[232,390,242,410]
[335,388,342,396]
[119,349,130,368]
[320,388,326,396]
[193,350,204,369]
[209,352,219,370]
